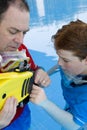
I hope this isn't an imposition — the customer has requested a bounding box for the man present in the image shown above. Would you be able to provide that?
[0,0,50,129]
[30,20,87,130]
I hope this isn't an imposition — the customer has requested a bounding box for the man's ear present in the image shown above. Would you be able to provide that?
[85,56,87,65]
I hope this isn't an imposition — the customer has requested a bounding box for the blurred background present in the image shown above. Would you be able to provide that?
[24,0,87,130]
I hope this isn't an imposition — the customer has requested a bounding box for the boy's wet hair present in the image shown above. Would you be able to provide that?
[52,19,87,60]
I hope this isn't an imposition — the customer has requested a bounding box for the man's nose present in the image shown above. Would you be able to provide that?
[14,32,24,44]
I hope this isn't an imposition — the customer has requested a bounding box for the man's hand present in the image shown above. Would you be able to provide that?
[34,69,51,87]
[0,97,18,129]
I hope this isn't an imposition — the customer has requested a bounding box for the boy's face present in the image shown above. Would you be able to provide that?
[0,6,29,52]
[57,49,87,76]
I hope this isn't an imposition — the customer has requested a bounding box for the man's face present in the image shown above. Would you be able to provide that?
[0,6,29,51]
[57,49,87,75]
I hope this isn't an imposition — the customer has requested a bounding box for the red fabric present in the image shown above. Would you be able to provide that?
[18,44,38,70]
[11,44,38,122]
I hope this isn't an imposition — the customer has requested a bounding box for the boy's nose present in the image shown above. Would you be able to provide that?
[58,58,62,66]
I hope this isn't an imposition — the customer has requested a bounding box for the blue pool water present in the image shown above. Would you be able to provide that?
[24,0,87,129]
